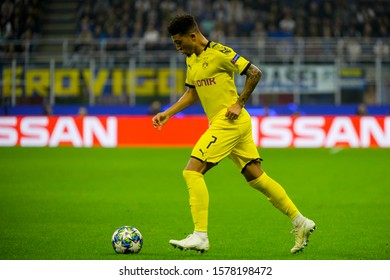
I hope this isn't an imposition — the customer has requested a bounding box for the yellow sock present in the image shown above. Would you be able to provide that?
[249,172,300,220]
[182,170,209,232]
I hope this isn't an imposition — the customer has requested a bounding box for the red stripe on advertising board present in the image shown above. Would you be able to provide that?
[1,116,389,147]
[117,116,208,147]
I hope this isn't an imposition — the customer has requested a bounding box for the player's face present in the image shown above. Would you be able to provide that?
[171,33,195,57]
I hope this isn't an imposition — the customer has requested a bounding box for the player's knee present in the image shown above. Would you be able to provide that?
[242,160,263,182]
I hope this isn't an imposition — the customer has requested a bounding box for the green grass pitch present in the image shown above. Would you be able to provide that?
[0,147,389,260]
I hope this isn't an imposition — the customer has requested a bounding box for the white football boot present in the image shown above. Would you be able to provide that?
[291,216,316,254]
[169,233,209,253]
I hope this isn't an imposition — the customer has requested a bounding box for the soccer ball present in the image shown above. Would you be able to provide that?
[111,226,143,254]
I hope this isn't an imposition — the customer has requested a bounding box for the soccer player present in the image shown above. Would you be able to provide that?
[152,14,316,254]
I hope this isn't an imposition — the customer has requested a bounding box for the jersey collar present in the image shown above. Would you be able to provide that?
[204,41,211,51]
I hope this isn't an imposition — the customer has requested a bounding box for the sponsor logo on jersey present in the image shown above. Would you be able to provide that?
[196,78,216,87]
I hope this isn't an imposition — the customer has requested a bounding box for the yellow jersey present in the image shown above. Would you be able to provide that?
[185,41,251,123]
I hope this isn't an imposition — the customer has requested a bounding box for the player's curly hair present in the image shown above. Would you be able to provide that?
[167,14,199,36]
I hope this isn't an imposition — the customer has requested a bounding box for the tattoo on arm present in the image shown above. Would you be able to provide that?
[237,65,262,107]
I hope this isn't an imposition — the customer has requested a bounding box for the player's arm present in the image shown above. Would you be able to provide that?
[152,86,199,130]
[237,64,262,107]
[226,64,262,120]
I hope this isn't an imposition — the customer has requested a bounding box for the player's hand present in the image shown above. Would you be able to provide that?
[225,103,242,120]
[152,112,169,130]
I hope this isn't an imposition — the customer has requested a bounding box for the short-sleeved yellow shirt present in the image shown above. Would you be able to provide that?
[185,41,251,123]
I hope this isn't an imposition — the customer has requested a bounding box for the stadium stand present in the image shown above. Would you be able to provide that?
[71,0,389,41]
[1,0,43,54]
[1,0,389,56]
